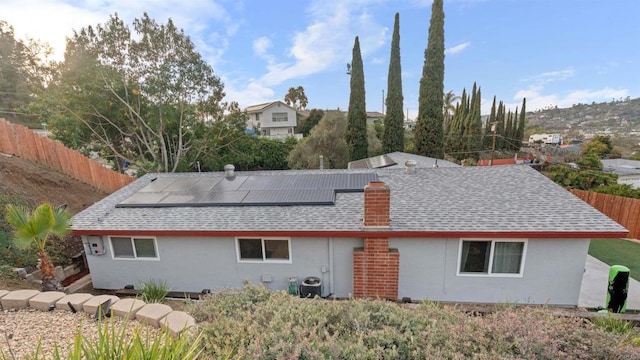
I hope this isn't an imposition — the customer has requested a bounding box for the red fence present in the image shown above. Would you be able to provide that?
[570,189,640,240]
[0,118,133,193]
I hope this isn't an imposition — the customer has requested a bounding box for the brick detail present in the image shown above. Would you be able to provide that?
[363,181,390,227]
[353,238,399,300]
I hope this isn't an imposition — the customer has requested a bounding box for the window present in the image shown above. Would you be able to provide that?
[237,238,291,262]
[288,127,293,134]
[255,113,260,121]
[272,112,288,122]
[261,129,270,136]
[110,236,158,259]
[458,239,525,276]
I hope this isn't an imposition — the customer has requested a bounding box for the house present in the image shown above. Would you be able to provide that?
[602,159,640,189]
[348,152,459,169]
[71,165,627,306]
[245,101,302,140]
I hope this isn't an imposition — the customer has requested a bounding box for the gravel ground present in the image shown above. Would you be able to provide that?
[0,308,161,359]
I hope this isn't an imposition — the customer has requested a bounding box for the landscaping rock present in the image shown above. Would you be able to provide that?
[111,298,145,318]
[135,303,172,327]
[1,289,40,309]
[82,295,120,315]
[161,311,196,336]
[29,291,66,311]
[56,293,93,312]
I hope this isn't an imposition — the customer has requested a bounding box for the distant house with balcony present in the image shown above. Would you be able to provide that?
[245,101,302,140]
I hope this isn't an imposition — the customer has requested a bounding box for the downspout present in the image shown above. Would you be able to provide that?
[329,237,335,296]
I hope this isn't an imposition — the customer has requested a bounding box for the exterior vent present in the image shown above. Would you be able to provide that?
[224,164,235,178]
[405,160,417,174]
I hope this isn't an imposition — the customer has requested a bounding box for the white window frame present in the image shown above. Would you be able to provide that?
[235,237,292,264]
[456,238,527,278]
[272,112,288,122]
[109,236,159,261]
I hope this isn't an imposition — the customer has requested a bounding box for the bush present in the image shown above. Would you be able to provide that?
[139,279,170,303]
[26,315,203,359]
[189,285,640,359]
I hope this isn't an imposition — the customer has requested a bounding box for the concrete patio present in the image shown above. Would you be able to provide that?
[579,255,640,311]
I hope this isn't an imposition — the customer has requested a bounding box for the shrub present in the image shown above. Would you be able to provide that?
[58,316,201,359]
[190,284,640,359]
[139,279,170,303]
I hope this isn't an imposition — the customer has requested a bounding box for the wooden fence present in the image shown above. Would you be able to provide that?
[570,189,640,240]
[0,118,133,193]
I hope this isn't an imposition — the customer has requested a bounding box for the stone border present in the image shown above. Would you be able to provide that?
[0,289,195,336]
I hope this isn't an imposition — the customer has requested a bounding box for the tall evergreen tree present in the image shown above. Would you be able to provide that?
[345,36,368,161]
[383,13,404,153]
[465,84,482,160]
[415,0,445,158]
[516,98,527,148]
[495,101,505,150]
[483,96,497,150]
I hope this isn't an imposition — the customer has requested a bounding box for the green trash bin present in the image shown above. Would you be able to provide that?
[606,265,630,313]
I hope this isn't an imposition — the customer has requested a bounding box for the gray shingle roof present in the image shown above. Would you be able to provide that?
[71,165,627,235]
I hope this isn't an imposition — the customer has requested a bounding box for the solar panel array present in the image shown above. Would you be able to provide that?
[117,172,378,208]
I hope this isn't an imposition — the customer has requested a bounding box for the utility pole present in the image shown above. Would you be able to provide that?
[490,121,498,166]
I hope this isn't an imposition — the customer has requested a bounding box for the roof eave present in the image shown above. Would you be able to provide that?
[71,229,629,239]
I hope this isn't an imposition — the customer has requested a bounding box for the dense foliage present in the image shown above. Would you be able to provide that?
[297,108,324,137]
[189,285,640,359]
[30,13,228,173]
[415,0,445,158]
[444,83,482,161]
[0,21,52,127]
[288,111,349,169]
[382,13,405,153]
[345,36,368,161]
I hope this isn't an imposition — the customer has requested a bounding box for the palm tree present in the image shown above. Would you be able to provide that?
[443,91,460,121]
[5,203,71,292]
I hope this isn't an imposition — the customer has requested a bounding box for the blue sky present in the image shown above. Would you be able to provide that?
[2,0,639,117]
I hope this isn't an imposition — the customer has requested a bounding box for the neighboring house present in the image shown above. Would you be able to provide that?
[72,165,627,306]
[602,159,640,189]
[348,152,459,169]
[245,101,302,140]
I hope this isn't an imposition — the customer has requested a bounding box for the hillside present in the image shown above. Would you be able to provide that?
[525,97,640,134]
[0,154,108,214]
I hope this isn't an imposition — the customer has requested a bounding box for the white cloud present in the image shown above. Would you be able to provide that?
[260,0,388,87]
[509,86,629,112]
[522,68,576,85]
[253,36,272,57]
[445,41,470,55]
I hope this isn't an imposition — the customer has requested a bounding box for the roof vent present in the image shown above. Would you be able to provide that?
[224,164,235,179]
[405,160,417,174]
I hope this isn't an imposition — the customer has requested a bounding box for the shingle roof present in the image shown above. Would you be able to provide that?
[245,101,296,113]
[348,152,459,169]
[71,166,627,235]
[602,159,640,176]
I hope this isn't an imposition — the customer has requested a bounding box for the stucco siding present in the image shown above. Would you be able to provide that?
[392,238,590,306]
[259,104,296,129]
[84,235,359,297]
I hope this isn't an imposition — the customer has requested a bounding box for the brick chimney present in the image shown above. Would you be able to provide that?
[363,181,390,228]
[354,180,399,300]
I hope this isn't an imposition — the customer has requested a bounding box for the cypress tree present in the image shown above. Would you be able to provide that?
[516,98,527,149]
[415,0,445,158]
[445,88,466,156]
[465,84,482,160]
[483,96,497,150]
[383,13,404,153]
[496,101,505,150]
[345,36,368,161]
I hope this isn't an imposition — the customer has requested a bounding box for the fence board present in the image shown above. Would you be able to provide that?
[570,189,640,240]
[0,118,133,193]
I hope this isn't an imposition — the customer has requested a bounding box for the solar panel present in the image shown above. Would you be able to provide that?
[116,172,378,208]
[365,155,396,169]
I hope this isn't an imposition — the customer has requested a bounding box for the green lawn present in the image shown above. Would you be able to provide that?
[589,239,640,281]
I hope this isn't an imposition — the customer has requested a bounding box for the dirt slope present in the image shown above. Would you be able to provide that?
[0,154,108,214]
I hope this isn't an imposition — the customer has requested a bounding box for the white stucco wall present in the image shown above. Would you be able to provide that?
[84,235,589,305]
[392,237,590,306]
[83,235,360,298]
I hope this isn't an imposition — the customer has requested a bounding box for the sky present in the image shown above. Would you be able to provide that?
[2,0,639,118]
